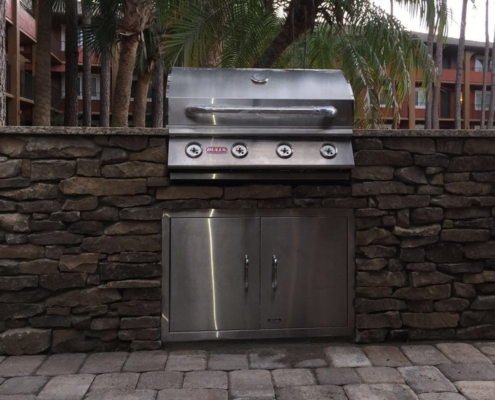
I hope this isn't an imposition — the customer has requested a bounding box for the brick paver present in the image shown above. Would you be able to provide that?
[401,345,452,366]
[325,347,372,368]
[0,341,492,400]
[36,353,87,376]
[0,356,46,377]
[37,374,94,400]
[80,352,128,374]
[436,343,492,364]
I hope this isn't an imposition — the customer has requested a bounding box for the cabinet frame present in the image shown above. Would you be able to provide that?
[162,208,355,342]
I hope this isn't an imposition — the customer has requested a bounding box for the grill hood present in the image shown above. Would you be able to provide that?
[167,68,354,136]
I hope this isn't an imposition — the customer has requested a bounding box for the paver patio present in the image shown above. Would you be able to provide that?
[1,341,495,399]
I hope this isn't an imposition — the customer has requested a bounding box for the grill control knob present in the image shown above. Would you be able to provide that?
[320,143,337,159]
[276,143,293,159]
[185,142,202,158]
[232,143,248,158]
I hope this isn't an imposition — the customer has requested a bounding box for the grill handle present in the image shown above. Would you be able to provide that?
[272,255,278,291]
[186,105,338,117]
[244,255,249,291]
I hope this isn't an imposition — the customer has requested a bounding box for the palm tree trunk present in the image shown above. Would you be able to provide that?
[432,35,443,129]
[488,24,495,128]
[151,60,163,127]
[111,0,154,127]
[454,0,468,130]
[99,52,110,127]
[33,0,52,126]
[111,37,138,126]
[0,0,6,126]
[425,21,435,129]
[133,68,152,127]
[253,0,323,68]
[82,0,92,126]
[481,0,489,129]
[64,0,79,126]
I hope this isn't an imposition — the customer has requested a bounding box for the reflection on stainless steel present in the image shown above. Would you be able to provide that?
[186,105,338,117]
[162,209,355,342]
[167,67,355,181]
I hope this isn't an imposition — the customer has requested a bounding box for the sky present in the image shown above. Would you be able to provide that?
[372,0,494,43]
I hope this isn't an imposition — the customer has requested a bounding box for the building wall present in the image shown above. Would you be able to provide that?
[0,128,494,354]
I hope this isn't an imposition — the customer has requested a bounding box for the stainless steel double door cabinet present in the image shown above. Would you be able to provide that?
[162,209,355,341]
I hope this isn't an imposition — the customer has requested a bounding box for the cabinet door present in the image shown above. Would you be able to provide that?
[170,217,260,332]
[261,217,348,329]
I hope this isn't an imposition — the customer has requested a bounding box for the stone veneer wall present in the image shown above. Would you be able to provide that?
[0,128,494,354]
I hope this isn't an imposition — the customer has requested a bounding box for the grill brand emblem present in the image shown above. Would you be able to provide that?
[206,146,228,154]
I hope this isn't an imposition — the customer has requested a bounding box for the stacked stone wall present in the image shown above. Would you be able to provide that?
[0,130,494,353]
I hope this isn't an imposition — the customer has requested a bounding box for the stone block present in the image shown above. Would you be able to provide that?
[436,343,492,364]
[465,241,495,259]
[36,353,87,376]
[104,221,161,235]
[395,166,428,184]
[208,354,248,371]
[411,208,443,224]
[426,243,463,263]
[249,349,290,369]
[355,298,406,313]
[80,352,129,374]
[0,276,39,291]
[90,372,139,392]
[344,383,418,400]
[31,160,76,181]
[0,375,49,395]
[157,186,222,200]
[109,136,148,151]
[102,162,166,178]
[325,347,371,368]
[81,235,161,254]
[448,156,495,172]
[354,150,413,166]
[60,177,147,196]
[400,345,451,366]
[224,185,291,199]
[393,284,451,300]
[120,316,160,329]
[59,253,100,273]
[352,166,394,180]
[46,287,121,307]
[445,182,494,196]
[376,195,430,210]
[123,350,168,372]
[19,259,58,275]
[410,272,454,288]
[39,273,86,290]
[183,371,228,389]
[352,182,414,196]
[101,147,128,165]
[0,183,58,200]
[63,197,98,211]
[357,271,407,287]
[100,263,161,281]
[356,367,404,384]
[357,312,402,329]
[0,329,50,356]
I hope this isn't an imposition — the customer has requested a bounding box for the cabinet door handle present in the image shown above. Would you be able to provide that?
[244,255,249,290]
[272,255,278,291]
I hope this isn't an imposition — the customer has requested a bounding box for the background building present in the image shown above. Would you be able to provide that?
[3,0,493,128]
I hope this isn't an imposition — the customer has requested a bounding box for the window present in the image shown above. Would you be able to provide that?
[475,90,491,111]
[416,124,425,130]
[130,77,152,102]
[475,56,492,72]
[62,73,100,100]
[379,91,389,107]
[61,25,84,50]
[415,88,426,109]
[442,56,451,69]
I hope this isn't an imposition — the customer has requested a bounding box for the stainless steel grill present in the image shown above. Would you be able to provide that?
[167,67,355,181]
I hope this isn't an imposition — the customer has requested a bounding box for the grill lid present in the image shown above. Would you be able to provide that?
[167,68,354,136]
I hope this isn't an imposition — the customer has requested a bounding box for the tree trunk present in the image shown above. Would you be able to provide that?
[432,35,443,129]
[82,0,92,126]
[111,37,139,126]
[425,20,435,129]
[481,0,489,128]
[454,0,468,129]
[111,0,153,127]
[253,0,323,68]
[64,0,79,126]
[0,0,5,126]
[488,24,495,128]
[33,0,52,126]
[151,60,163,127]
[133,67,152,127]
[99,52,111,127]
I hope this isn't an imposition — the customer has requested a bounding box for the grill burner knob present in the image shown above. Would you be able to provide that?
[320,143,337,159]
[276,143,293,159]
[185,143,202,158]
[232,143,248,158]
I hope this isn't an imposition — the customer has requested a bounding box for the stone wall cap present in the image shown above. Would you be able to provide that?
[355,129,495,137]
[0,126,169,136]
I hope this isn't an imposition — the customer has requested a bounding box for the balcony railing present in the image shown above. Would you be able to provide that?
[20,0,34,17]
[51,33,62,60]
[20,70,33,100]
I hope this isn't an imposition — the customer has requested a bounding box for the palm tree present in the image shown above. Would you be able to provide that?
[151,59,164,127]
[480,0,489,129]
[111,0,154,126]
[99,52,111,126]
[432,0,448,129]
[33,0,52,126]
[82,0,92,126]
[64,0,79,126]
[162,0,438,128]
[454,0,468,129]
[0,0,5,126]
[425,11,435,129]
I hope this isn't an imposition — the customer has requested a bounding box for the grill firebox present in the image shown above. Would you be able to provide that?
[167,67,355,181]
